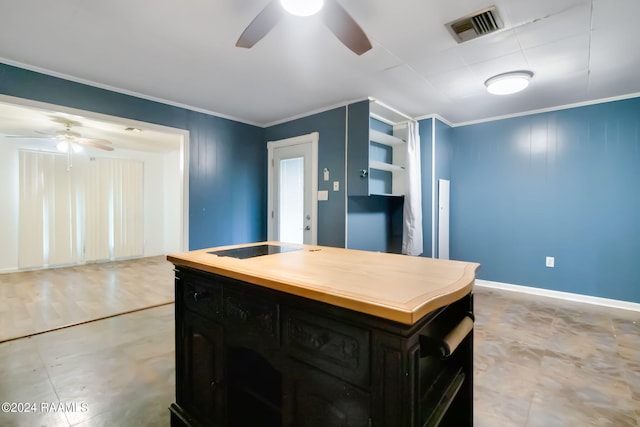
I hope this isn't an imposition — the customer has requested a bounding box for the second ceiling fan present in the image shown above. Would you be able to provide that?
[236,0,372,55]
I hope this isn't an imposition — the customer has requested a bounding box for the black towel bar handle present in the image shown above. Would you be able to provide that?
[419,313,474,359]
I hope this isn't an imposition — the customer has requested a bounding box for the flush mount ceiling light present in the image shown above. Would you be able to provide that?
[279,0,324,16]
[485,71,533,95]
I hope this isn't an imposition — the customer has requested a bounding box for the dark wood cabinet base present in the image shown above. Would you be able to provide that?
[171,267,474,427]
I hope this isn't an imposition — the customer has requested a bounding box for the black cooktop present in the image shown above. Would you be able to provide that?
[207,244,302,259]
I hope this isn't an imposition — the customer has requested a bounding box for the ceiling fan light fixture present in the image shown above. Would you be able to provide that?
[56,141,69,152]
[485,71,533,95]
[279,0,323,16]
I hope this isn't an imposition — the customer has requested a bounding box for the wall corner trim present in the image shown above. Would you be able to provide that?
[476,280,640,313]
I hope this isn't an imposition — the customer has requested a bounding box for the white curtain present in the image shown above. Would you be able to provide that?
[85,158,112,261]
[48,153,80,265]
[19,151,47,268]
[113,159,144,258]
[18,152,144,268]
[402,121,423,256]
[18,151,80,268]
[85,158,144,261]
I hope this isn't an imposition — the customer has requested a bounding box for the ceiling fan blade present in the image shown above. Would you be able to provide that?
[5,135,53,139]
[79,139,114,151]
[236,0,283,49]
[322,0,372,55]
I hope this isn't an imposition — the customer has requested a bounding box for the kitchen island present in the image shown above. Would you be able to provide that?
[168,242,479,427]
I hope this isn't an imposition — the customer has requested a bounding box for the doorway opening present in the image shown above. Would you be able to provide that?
[0,95,189,272]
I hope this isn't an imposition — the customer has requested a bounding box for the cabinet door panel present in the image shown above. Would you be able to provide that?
[289,364,370,427]
[180,311,225,425]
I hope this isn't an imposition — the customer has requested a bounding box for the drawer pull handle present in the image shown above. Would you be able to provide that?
[193,291,209,303]
[419,314,474,359]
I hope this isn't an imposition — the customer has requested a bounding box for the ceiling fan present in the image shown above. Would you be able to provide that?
[236,0,372,55]
[7,118,114,170]
[8,118,114,153]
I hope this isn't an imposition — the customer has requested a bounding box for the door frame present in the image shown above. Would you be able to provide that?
[267,132,319,245]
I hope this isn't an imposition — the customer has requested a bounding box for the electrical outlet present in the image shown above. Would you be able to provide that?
[545,256,555,268]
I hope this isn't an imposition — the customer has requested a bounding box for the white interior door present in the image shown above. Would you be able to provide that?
[268,133,318,245]
[438,179,450,259]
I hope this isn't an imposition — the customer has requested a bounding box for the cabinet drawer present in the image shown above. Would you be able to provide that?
[284,310,370,388]
[224,290,279,346]
[181,275,223,321]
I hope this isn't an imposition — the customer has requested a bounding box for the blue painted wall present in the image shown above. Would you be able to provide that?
[346,100,370,198]
[432,118,452,258]
[450,97,640,302]
[0,63,266,250]
[348,196,403,253]
[435,119,452,182]
[419,118,433,258]
[264,106,346,247]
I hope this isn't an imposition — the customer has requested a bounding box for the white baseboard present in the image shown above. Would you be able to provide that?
[0,255,163,275]
[476,279,640,313]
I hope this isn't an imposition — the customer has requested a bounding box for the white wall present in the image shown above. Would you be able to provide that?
[0,139,183,272]
[0,140,19,271]
[163,148,183,254]
[142,150,166,257]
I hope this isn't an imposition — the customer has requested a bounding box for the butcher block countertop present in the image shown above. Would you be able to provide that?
[167,242,480,325]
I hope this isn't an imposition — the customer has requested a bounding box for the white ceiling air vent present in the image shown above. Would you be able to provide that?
[446,6,504,43]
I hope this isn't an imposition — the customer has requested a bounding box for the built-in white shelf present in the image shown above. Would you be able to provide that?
[365,99,411,197]
[370,130,405,146]
[370,160,404,172]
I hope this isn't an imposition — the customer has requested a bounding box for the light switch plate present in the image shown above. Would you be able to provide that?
[333,181,339,191]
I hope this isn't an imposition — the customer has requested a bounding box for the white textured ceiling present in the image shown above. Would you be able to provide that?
[0,100,183,153]
[0,0,638,127]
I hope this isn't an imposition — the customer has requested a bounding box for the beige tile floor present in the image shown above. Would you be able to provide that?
[0,304,175,426]
[0,258,638,426]
[0,257,174,342]
[474,288,640,426]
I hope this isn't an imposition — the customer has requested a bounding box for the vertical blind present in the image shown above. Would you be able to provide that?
[18,151,144,269]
